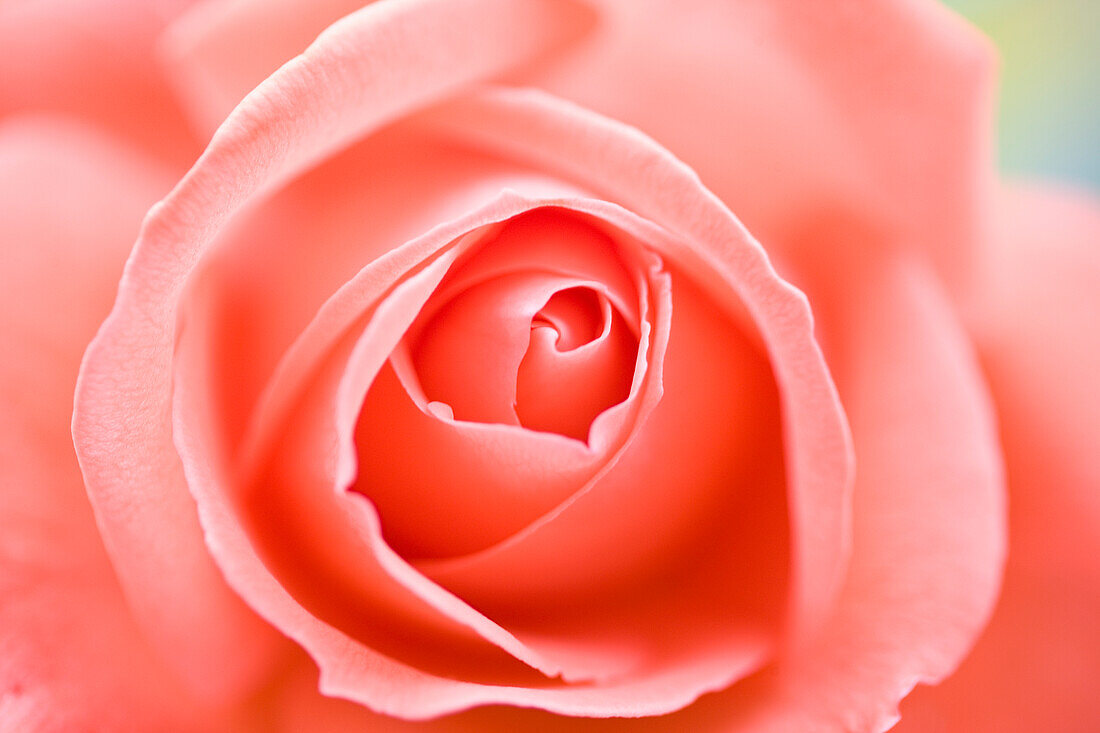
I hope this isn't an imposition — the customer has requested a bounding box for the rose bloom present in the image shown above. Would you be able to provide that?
[1,0,1097,731]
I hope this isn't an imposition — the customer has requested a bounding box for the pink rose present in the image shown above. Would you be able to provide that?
[1,1,1096,731]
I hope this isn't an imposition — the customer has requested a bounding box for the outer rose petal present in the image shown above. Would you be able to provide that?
[162,0,382,134]
[158,0,994,288]
[161,0,594,137]
[71,0,584,708]
[0,119,229,732]
[895,185,1100,733]
[529,0,996,291]
[0,0,200,167]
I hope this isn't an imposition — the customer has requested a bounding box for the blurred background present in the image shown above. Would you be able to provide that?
[945,0,1099,187]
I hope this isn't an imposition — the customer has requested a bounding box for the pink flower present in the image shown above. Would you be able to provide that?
[1,1,1096,731]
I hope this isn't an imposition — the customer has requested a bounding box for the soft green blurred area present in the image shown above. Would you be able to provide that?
[944,0,1099,187]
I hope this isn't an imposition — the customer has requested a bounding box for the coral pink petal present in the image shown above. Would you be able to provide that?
[358,208,649,557]
[313,200,720,689]
[161,0,378,135]
[185,127,589,451]
[195,233,560,676]
[411,271,593,429]
[526,0,994,291]
[423,256,786,682]
[211,206,612,564]
[0,0,200,167]
[405,206,640,438]
[671,251,1004,733]
[73,0,596,714]
[281,247,1005,732]
[896,186,1100,733]
[371,274,617,554]
[162,0,594,139]
[201,187,770,711]
[426,207,641,326]
[175,245,549,719]
[173,193,642,715]
[0,119,233,732]
[424,85,853,644]
[515,287,636,440]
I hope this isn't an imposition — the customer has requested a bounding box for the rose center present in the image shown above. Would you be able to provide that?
[410,277,637,442]
[529,286,603,351]
[516,287,635,440]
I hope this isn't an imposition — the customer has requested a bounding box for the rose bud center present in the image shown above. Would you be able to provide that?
[413,280,637,442]
[351,209,654,559]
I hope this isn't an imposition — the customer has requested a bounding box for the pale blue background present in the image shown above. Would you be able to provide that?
[944,0,1100,187]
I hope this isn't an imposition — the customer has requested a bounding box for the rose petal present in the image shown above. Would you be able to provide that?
[161,0,376,135]
[715,249,1005,733]
[360,208,650,556]
[0,118,230,731]
[159,85,708,695]
[231,211,570,676]
[515,286,636,439]
[0,0,200,167]
[254,198,668,684]
[525,0,995,291]
[79,5,846,719]
[184,126,589,451]
[895,185,1100,733]
[73,0,593,709]
[405,207,640,441]
[423,85,854,646]
[171,195,614,716]
[371,274,624,550]
[421,255,785,685]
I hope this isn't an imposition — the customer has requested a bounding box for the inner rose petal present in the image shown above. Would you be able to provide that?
[533,286,605,351]
[517,287,635,440]
[411,276,637,442]
[353,207,656,559]
[411,272,554,429]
